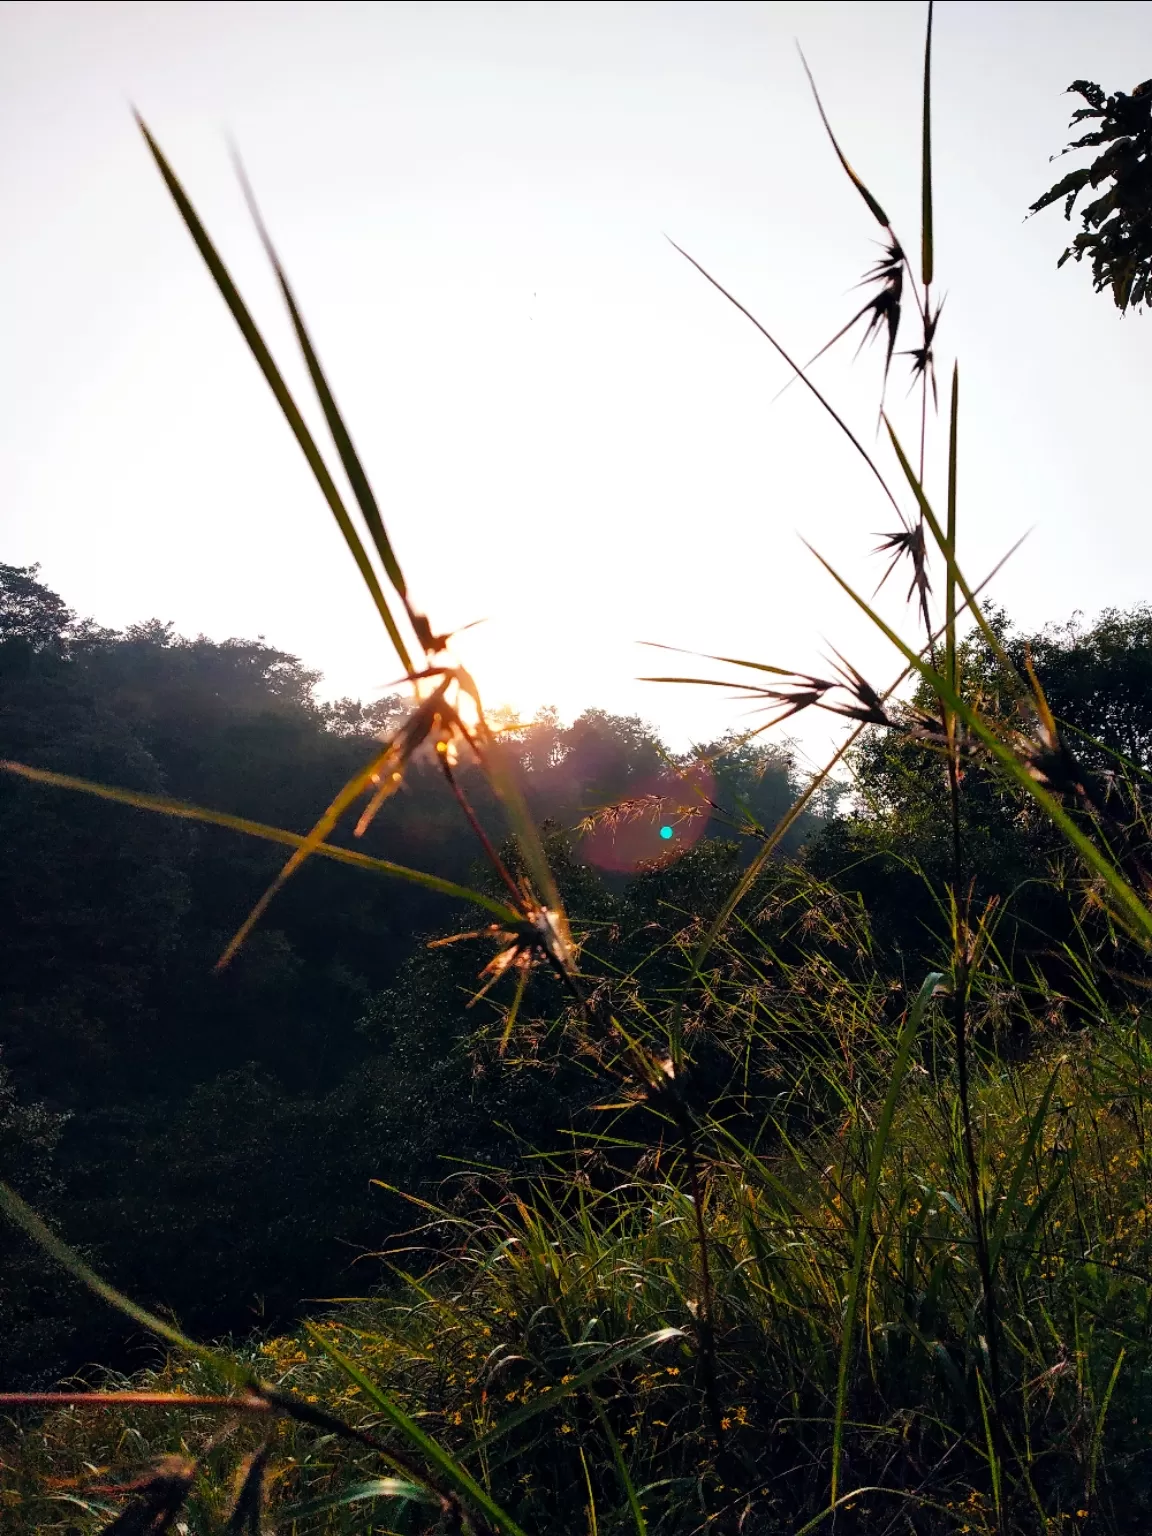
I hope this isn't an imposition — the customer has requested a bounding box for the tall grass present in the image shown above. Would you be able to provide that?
[4,3,1152,1532]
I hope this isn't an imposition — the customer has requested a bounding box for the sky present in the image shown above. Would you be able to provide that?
[2,0,1150,768]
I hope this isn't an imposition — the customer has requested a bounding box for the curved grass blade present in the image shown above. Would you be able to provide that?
[279,1479,437,1523]
[797,48,891,229]
[469,1329,683,1452]
[303,1322,530,1536]
[0,760,522,927]
[830,972,941,1505]
[134,116,413,674]
[217,740,405,969]
[792,1485,963,1536]
[667,239,904,521]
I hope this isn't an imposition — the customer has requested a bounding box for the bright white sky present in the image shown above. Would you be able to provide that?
[3,1,1150,768]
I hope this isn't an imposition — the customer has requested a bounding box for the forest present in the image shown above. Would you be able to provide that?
[3,14,1152,1536]
[0,558,814,1383]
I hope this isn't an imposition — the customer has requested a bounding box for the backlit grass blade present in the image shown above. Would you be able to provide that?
[830,971,941,1506]
[797,47,892,230]
[135,116,413,673]
[0,760,521,926]
[303,1322,530,1536]
[233,157,412,615]
[217,741,402,969]
[921,1,935,286]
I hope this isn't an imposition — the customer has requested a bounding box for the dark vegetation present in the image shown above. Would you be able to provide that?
[4,10,1152,1534]
[1030,75,1152,312]
[0,559,813,1384]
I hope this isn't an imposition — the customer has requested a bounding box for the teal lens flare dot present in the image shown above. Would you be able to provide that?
[660,825,674,840]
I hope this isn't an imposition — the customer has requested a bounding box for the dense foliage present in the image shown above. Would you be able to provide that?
[1031,78,1152,312]
[0,562,812,1385]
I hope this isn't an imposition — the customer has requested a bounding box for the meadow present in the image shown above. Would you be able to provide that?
[3,8,1152,1532]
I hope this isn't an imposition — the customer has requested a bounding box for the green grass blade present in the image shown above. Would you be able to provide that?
[303,1322,530,1536]
[975,1370,1002,1523]
[883,416,1018,681]
[589,1394,646,1536]
[1088,1347,1125,1497]
[989,1061,1061,1269]
[218,742,400,968]
[802,547,1152,944]
[134,116,413,673]
[0,760,521,926]
[233,158,411,612]
[830,971,941,1506]
[469,1329,683,1452]
[921,1,935,286]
